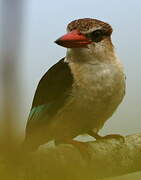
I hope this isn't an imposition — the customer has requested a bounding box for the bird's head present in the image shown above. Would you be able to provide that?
[55,18,115,63]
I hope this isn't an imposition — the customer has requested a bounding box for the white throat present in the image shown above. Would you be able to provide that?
[65,39,116,65]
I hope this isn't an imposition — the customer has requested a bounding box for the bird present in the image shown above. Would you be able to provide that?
[24,18,126,151]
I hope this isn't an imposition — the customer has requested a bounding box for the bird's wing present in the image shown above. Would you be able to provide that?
[25,58,73,138]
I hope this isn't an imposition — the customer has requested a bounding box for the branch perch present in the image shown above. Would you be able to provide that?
[15,133,141,180]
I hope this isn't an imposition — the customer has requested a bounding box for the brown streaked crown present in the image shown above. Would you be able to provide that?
[67,18,113,36]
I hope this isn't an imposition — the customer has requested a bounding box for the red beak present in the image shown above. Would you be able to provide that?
[55,30,92,48]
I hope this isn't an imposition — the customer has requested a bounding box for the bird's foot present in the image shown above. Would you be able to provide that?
[88,131,125,143]
[100,134,125,143]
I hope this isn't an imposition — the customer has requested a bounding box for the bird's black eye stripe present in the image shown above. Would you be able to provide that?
[87,29,104,42]
[91,30,103,37]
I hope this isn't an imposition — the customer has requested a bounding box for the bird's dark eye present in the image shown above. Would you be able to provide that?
[87,29,104,42]
[93,30,103,37]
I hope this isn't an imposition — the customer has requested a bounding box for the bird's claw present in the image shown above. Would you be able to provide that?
[99,134,125,143]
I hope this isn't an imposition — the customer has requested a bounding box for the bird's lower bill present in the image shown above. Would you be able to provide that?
[55,40,91,48]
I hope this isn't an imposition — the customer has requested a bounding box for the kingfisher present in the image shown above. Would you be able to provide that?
[24,18,126,151]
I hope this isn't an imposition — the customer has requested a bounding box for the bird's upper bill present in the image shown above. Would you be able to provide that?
[54,18,112,48]
[55,30,92,48]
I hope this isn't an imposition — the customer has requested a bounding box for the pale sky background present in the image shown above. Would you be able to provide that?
[18,0,141,137]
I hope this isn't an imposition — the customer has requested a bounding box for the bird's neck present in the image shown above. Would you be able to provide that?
[65,45,124,91]
[65,40,116,64]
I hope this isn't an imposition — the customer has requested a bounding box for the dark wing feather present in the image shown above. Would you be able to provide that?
[25,58,73,139]
[32,58,73,108]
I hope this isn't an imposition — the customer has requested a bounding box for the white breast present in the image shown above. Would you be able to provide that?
[51,59,125,139]
[68,60,125,131]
